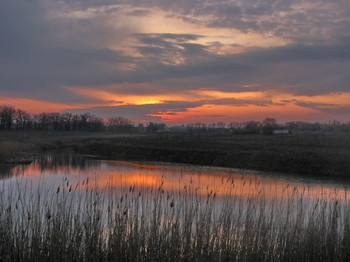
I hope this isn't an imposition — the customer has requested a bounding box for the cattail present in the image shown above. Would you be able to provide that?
[46,210,52,220]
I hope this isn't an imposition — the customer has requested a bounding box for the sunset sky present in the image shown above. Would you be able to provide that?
[1,0,350,123]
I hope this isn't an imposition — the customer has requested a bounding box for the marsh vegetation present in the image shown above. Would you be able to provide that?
[1,156,350,261]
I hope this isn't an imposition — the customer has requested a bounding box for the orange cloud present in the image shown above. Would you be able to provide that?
[0,96,74,114]
[149,91,350,123]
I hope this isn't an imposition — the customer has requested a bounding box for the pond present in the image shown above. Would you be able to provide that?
[1,153,348,199]
[1,153,349,261]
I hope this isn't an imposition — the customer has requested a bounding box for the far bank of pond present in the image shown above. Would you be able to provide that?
[70,132,350,178]
[1,131,350,178]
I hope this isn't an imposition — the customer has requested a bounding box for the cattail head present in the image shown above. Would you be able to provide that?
[46,210,52,220]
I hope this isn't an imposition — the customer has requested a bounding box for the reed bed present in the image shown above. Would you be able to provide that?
[0,177,350,262]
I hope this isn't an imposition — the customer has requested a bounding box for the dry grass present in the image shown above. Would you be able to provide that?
[1,177,350,262]
[1,131,350,177]
[0,142,23,162]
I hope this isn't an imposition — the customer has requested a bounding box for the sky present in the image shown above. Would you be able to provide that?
[1,0,350,123]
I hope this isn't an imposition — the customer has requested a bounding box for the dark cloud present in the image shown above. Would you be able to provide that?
[288,100,350,116]
[66,101,204,121]
[0,0,136,102]
[66,97,279,121]
[127,9,151,16]
[134,33,203,42]
[131,39,350,95]
[204,115,225,118]
[1,0,349,120]
[54,0,350,43]
[295,101,338,109]
[319,106,350,115]
[294,101,350,115]
[198,98,276,107]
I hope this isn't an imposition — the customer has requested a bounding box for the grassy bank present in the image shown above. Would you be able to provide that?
[72,132,350,178]
[1,131,350,177]
[0,178,349,262]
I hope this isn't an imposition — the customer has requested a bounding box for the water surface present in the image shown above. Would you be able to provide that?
[1,153,348,200]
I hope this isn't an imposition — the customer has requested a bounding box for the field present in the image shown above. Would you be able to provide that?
[1,131,350,178]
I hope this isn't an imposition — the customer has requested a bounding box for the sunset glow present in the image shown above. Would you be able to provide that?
[1,0,349,123]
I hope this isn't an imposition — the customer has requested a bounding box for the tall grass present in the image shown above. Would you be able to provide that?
[0,142,23,163]
[0,178,350,262]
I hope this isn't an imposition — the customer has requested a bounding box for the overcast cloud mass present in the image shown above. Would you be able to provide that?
[1,0,350,122]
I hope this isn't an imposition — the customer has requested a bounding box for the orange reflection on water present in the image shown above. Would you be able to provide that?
[83,161,350,200]
[4,159,349,201]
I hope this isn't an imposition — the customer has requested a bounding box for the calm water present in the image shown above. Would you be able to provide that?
[0,153,348,198]
[1,153,349,236]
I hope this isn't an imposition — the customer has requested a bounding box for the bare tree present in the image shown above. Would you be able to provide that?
[107,116,133,132]
[15,109,31,130]
[0,106,16,130]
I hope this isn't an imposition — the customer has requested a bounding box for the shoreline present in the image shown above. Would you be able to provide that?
[1,131,350,179]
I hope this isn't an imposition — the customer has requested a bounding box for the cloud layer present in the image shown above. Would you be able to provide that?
[1,0,350,122]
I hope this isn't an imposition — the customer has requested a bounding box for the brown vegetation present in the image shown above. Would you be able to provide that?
[1,130,349,178]
[0,178,349,261]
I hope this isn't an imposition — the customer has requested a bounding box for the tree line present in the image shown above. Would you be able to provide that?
[0,105,130,132]
[0,105,349,133]
[186,118,350,134]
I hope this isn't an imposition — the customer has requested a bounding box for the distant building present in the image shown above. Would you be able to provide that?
[272,129,290,135]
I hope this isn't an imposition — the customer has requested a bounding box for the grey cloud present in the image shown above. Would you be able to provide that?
[133,33,210,66]
[131,38,350,95]
[0,0,136,102]
[319,106,350,115]
[295,101,350,115]
[204,115,225,118]
[66,100,203,121]
[55,0,350,43]
[67,98,280,121]
[127,9,152,16]
[295,102,338,109]
[1,0,350,109]
[197,98,276,107]
[134,33,203,45]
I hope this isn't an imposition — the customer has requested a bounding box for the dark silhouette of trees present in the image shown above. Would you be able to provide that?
[0,106,107,132]
[261,118,279,134]
[1,104,349,134]
[244,121,261,134]
[15,109,31,130]
[146,122,166,132]
[0,106,16,130]
[107,116,133,132]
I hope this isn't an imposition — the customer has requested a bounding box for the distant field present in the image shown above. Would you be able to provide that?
[1,131,350,178]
